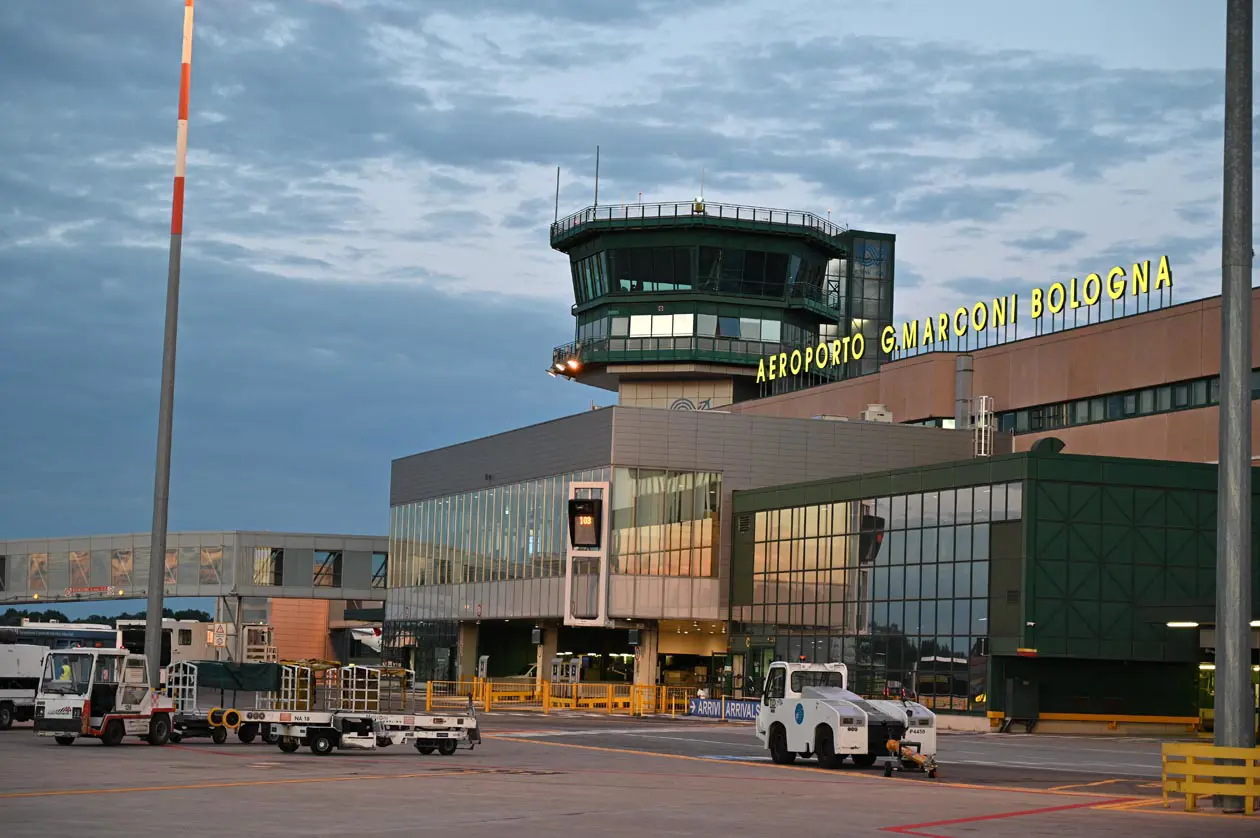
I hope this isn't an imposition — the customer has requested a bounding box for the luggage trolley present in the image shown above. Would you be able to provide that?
[166,660,288,744]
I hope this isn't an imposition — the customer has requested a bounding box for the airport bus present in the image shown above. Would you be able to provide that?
[0,621,119,650]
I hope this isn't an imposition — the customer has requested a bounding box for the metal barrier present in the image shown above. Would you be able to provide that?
[419,679,712,717]
[1162,741,1260,814]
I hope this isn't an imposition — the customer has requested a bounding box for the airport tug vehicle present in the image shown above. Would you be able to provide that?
[33,647,176,746]
[755,661,938,777]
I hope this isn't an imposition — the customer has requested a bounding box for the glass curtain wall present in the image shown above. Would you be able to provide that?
[742,482,1023,713]
[388,467,611,597]
[610,468,721,577]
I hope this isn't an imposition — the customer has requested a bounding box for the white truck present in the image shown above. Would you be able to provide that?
[0,643,45,730]
[33,647,176,746]
[754,661,938,776]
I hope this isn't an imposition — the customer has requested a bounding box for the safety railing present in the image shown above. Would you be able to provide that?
[550,201,848,248]
[1162,741,1260,814]
[421,679,713,717]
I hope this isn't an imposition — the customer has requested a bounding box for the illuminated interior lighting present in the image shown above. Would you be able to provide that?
[566,359,580,370]
[1252,620,1260,628]
[554,363,565,372]
[1199,663,1215,670]
[1166,621,1199,628]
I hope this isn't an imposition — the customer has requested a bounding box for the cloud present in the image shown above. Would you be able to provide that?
[1005,229,1087,253]
[0,1,1242,537]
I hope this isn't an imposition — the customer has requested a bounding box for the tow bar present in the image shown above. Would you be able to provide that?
[883,738,938,779]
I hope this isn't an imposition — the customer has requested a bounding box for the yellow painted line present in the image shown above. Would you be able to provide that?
[1048,778,1128,792]
[489,735,1143,800]
[0,769,483,800]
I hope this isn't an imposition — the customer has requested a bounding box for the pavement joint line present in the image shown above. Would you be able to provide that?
[0,768,486,800]
[489,735,1156,800]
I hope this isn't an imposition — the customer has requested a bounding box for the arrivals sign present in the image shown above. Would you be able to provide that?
[756,255,1174,383]
[688,697,761,721]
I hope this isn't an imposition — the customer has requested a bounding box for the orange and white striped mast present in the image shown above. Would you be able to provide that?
[144,0,195,690]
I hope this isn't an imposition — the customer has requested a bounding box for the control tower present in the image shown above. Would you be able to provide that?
[548,200,896,409]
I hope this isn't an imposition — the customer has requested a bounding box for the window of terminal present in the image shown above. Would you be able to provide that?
[567,499,603,549]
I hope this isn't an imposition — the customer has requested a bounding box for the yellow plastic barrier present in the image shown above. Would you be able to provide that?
[1162,741,1260,814]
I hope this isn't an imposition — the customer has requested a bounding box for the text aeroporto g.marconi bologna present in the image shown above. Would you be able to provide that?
[755,255,1174,384]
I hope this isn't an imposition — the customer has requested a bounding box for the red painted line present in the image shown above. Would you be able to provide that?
[170,177,185,234]
[881,798,1135,837]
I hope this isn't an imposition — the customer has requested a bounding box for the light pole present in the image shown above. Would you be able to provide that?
[1214,0,1255,814]
[144,0,195,690]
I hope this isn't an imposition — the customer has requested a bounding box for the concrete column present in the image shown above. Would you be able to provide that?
[954,354,974,429]
[633,623,659,686]
[456,622,479,681]
[535,623,558,689]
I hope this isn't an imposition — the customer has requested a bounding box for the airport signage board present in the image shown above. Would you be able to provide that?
[756,254,1174,383]
[689,697,761,721]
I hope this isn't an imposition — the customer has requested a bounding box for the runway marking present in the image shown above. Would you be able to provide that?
[491,735,1162,800]
[0,769,484,800]
[880,798,1135,837]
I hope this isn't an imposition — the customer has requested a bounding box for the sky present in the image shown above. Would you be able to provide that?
[0,0,1254,553]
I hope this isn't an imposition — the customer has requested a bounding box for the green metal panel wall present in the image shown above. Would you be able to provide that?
[1024,458,1223,664]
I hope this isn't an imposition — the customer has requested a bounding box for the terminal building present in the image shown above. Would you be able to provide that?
[385,198,1260,722]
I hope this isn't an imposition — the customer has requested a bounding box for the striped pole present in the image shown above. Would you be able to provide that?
[145,0,195,691]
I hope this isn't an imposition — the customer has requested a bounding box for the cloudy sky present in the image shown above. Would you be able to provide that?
[0,0,1250,548]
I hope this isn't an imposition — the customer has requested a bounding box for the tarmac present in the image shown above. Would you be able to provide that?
[1,713,1255,837]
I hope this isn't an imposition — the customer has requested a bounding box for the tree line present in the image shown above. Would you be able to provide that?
[0,607,213,628]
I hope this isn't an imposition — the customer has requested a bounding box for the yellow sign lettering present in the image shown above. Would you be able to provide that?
[970,302,987,332]
[1107,266,1126,300]
[753,255,1174,373]
[1156,254,1172,289]
[902,320,918,350]
[1047,282,1066,314]
[1131,260,1149,295]
[1082,273,1101,306]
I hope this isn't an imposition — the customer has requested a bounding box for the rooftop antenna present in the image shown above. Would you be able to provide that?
[593,145,600,208]
[700,167,705,201]
[554,166,560,222]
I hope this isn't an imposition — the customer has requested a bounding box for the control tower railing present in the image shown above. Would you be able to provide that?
[550,200,848,249]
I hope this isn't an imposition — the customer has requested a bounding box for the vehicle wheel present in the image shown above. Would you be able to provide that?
[309,732,335,755]
[437,739,457,756]
[55,736,75,746]
[100,720,125,747]
[0,703,13,731]
[927,768,938,779]
[261,725,280,745]
[147,714,171,746]
[814,726,842,769]
[416,744,436,755]
[278,739,300,753]
[768,725,796,765]
[237,724,257,744]
[852,753,877,768]
[884,762,894,778]
[211,727,228,745]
